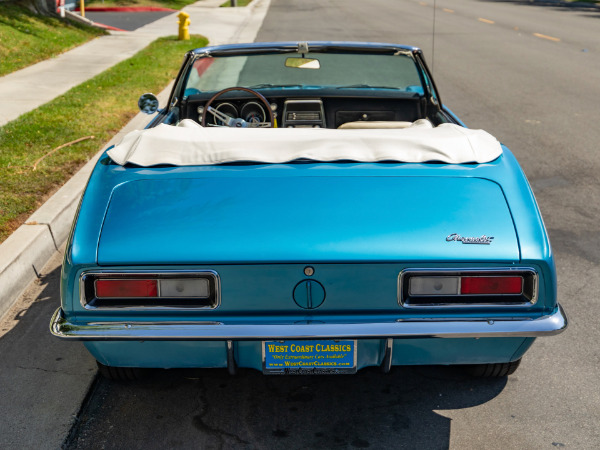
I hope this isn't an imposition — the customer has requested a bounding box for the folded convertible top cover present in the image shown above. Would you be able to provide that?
[107,119,502,166]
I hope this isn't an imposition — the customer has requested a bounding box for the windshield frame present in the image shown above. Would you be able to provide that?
[169,42,441,108]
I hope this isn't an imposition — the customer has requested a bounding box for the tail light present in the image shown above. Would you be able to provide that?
[95,279,158,298]
[80,271,220,309]
[399,269,537,307]
[460,276,523,295]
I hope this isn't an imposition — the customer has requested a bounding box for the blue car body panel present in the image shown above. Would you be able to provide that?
[98,175,518,264]
[52,42,565,374]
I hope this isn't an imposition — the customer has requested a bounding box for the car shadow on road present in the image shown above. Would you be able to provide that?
[65,364,507,449]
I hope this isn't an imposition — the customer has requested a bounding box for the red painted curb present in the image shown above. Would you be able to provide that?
[75,6,176,12]
[93,21,128,32]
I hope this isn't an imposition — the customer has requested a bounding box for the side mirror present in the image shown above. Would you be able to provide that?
[138,93,159,114]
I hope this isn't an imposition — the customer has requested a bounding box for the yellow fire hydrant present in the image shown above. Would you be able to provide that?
[178,12,190,41]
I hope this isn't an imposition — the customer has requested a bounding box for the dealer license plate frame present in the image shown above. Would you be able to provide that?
[262,339,357,375]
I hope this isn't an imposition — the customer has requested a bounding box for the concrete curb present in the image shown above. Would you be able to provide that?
[64,9,97,27]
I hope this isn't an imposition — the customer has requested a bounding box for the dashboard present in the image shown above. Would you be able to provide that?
[182,91,439,129]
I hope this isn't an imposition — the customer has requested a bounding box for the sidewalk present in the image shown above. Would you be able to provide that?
[0,0,271,319]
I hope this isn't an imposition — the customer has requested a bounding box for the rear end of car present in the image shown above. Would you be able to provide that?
[51,147,566,376]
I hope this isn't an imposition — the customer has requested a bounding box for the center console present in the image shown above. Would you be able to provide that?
[281,99,325,128]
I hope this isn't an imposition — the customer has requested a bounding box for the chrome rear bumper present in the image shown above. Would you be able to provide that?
[50,305,567,341]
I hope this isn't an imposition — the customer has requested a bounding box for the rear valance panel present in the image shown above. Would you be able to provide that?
[97,176,519,264]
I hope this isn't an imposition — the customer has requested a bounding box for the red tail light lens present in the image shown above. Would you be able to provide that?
[96,279,158,298]
[460,276,522,295]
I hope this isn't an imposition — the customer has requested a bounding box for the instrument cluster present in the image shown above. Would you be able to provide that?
[208,101,268,127]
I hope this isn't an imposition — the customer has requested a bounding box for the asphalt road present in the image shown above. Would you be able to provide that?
[86,11,174,31]
[0,249,96,449]
[4,0,599,448]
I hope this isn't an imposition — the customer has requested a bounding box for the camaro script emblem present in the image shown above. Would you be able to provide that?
[446,233,494,245]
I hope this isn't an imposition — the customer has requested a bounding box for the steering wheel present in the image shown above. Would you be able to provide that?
[201,87,275,128]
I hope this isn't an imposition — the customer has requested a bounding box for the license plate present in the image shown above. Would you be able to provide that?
[263,340,357,375]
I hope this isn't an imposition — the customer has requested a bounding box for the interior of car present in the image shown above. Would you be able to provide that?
[157,48,457,130]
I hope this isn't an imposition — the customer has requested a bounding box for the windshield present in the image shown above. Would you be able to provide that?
[183,52,424,95]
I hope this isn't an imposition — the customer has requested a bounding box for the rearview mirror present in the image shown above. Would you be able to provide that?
[138,93,159,114]
[285,57,320,69]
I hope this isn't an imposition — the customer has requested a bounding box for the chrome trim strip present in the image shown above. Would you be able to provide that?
[50,304,567,341]
[398,268,539,308]
[79,270,221,311]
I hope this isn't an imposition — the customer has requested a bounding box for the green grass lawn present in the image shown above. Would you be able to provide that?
[86,0,200,9]
[0,34,208,243]
[0,3,106,77]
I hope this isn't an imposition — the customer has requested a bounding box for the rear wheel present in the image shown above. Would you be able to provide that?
[96,361,144,381]
[464,359,522,377]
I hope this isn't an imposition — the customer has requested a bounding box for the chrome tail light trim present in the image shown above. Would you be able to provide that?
[79,270,221,311]
[398,268,538,308]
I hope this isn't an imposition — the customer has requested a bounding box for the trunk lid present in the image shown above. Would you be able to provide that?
[97,176,519,264]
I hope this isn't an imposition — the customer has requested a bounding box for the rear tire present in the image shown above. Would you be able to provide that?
[464,359,522,377]
[96,361,144,381]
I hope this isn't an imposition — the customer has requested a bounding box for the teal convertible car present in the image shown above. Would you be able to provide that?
[50,42,567,380]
